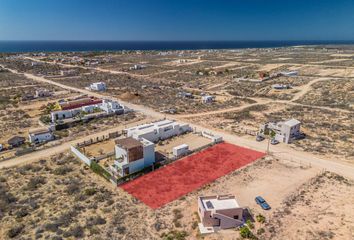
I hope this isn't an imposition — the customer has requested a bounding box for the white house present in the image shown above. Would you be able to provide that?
[198,194,244,234]
[111,137,155,176]
[28,127,54,144]
[90,82,106,91]
[259,118,301,144]
[51,109,79,122]
[280,71,298,77]
[50,99,124,123]
[202,95,214,103]
[35,88,52,98]
[202,131,223,143]
[100,99,124,114]
[129,64,146,70]
[125,119,192,143]
[272,84,291,90]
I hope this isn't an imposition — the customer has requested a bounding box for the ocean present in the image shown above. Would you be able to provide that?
[0,40,353,53]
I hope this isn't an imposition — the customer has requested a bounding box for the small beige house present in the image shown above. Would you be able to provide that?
[198,194,244,234]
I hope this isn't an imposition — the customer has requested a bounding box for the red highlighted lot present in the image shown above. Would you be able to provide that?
[120,142,266,209]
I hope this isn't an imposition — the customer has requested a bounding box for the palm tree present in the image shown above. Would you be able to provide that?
[266,129,276,154]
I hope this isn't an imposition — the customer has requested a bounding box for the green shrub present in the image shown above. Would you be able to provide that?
[246,219,255,229]
[239,226,253,239]
[90,161,111,181]
[257,228,265,235]
[53,166,73,175]
[84,188,97,196]
[191,221,198,230]
[256,214,266,224]
[161,230,188,240]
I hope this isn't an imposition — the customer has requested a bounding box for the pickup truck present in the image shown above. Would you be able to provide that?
[255,196,271,210]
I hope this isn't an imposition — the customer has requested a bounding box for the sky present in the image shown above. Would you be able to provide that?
[0,0,354,41]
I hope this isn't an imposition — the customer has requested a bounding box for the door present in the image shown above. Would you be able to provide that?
[214,217,220,227]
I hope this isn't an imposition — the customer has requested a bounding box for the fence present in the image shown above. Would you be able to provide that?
[76,131,121,148]
[15,146,36,156]
[159,141,220,166]
[70,145,92,166]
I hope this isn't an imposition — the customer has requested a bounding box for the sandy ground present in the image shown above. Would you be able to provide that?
[155,133,211,157]
[258,63,285,72]
[265,171,354,240]
[82,139,116,157]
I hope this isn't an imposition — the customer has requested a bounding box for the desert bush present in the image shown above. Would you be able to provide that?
[18,164,42,174]
[257,228,265,235]
[246,219,255,229]
[256,214,266,224]
[86,216,106,226]
[84,188,97,196]
[239,226,255,239]
[191,221,198,230]
[63,225,84,238]
[7,224,24,238]
[53,165,73,175]
[172,208,183,228]
[161,230,188,240]
[15,206,29,218]
[25,176,46,190]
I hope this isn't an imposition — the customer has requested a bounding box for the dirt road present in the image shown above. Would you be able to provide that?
[0,118,153,168]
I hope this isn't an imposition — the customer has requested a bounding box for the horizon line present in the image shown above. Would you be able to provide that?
[1,39,354,42]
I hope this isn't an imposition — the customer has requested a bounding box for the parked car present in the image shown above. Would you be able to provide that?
[255,196,271,210]
[256,135,265,142]
[0,144,3,152]
[271,139,279,145]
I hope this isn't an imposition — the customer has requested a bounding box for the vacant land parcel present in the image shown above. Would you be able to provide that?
[121,142,265,209]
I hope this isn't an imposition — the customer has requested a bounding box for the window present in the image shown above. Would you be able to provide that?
[233,215,239,219]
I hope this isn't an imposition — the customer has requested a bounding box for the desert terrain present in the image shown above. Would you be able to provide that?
[0,45,353,239]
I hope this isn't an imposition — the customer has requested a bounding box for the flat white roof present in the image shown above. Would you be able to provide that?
[126,119,178,134]
[284,118,301,127]
[139,137,154,147]
[173,144,189,150]
[201,196,240,211]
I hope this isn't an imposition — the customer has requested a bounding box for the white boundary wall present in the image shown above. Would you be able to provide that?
[71,146,92,166]
[201,131,223,143]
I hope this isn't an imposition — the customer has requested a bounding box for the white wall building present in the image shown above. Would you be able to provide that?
[125,119,192,143]
[100,99,124,114]
[202,95,214,103]
[129,64,146,70]
[259,118,301,144]
[173,144,189,157]
[35,89,52,98]
[28,127,54,144]
[198,194,244,234]
[50,99,124,122]
[112,137,155,176]
[90,82,106,91]
[280,71,298,77]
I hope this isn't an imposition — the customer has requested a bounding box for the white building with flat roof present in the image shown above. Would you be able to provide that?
[259,118,301,144]
[198,194,244,234]
[202,95,214,103]
[125,119,192,143]
[28,127,54,144]
[173,144,189,157]
[90,82,106,91]
[100,99,125,114]
[111,137,155,176]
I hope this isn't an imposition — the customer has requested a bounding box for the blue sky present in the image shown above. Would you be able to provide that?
[0,0,354,41]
